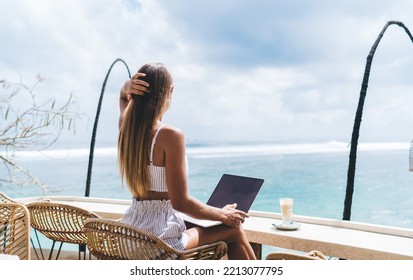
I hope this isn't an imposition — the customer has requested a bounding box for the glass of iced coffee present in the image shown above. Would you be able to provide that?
[279,198,294,225]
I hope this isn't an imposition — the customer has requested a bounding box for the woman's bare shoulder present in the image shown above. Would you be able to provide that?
[159,124,185,145]
[161,124,184,136]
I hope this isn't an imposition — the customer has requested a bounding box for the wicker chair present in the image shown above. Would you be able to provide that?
[27,201,100,260]
[0,202,31,260]
[0,191,17,204]
[266,250,327,260]
[84,218,227,260]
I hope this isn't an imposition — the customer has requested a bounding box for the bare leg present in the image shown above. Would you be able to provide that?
[184,224,256,260]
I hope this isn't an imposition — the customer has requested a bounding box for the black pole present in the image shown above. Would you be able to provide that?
[343,21,413,220]
[85,58,131,197]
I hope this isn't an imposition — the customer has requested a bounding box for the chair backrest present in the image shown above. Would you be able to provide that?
[27,201,100,245]
[0,202,31,260]
[84,218,184,260]
[84,218,227,260]
[0,191,17,203]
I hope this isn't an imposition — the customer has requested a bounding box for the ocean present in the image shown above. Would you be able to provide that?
[2,141,413,230]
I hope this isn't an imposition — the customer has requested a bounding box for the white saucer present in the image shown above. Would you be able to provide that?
[272,222,301,231]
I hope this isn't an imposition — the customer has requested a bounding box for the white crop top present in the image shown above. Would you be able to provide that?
[148,124,168,192]
[148,124,189,192]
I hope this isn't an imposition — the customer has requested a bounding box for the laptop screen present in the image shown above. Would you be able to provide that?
[206,174,264,212]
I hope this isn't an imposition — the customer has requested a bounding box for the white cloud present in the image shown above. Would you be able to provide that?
[2,0,413,147]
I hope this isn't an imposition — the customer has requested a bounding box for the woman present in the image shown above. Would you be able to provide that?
[118,63,256,260]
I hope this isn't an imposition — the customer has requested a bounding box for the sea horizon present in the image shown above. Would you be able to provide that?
[3,140,411,161]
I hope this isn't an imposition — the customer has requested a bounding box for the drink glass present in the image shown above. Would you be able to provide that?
[279,198,294,225]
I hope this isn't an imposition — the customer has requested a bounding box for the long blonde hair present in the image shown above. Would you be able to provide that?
[117,63,173,198]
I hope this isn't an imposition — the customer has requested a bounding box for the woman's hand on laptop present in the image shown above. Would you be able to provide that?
[221,203,249,227]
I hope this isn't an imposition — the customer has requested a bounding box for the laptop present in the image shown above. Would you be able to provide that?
[182,174,264,227]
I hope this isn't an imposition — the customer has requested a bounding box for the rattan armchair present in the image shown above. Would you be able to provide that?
[0,202,31,260]
[84,218,227,260]
[0,191,17,204]
[27,201,100,260]
[266,250,327,260]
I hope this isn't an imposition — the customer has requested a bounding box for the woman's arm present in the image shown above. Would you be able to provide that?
[119,73,149,127]
[164,127,248,227]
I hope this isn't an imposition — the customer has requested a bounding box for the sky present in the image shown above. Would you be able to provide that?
[2,0,413,149]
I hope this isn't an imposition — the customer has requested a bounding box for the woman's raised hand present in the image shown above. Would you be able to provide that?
[122,73,150,100]
[221,203,249,227]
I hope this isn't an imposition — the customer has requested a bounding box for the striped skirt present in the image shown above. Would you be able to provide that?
[121,199,188,251]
